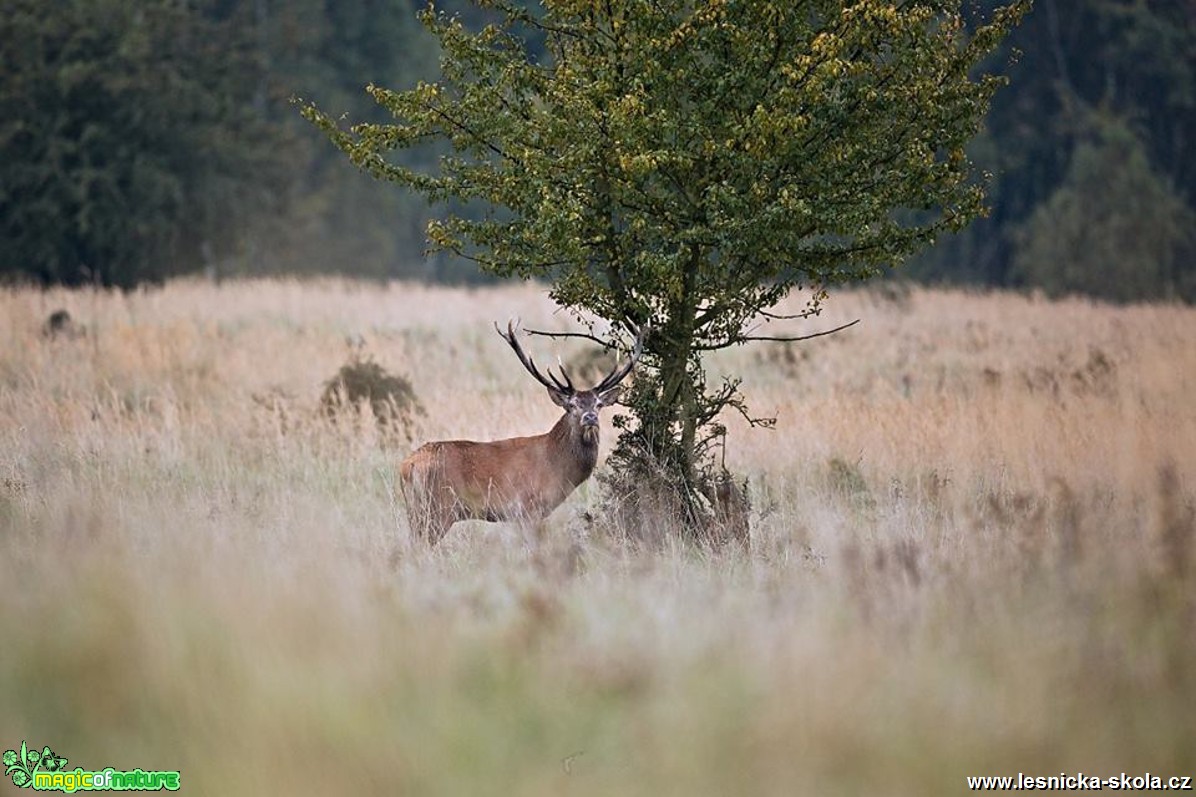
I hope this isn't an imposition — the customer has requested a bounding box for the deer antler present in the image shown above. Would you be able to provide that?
[497,320,645,394]
[592,324,645,393]
[495,320,574,394]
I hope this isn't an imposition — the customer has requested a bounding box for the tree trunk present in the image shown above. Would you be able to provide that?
[617,247,705,523]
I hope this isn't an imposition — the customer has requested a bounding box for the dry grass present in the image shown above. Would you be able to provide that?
[1,278,1193,795]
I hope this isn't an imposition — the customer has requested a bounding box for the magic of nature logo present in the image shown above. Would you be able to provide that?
[3,741,180,792]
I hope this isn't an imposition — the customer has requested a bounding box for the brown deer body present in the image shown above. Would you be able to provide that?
[399,322,642,544]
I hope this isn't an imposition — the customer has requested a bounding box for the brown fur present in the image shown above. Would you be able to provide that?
[399,398,603,544]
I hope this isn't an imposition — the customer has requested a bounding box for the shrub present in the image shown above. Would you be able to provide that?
[320,355,423,441]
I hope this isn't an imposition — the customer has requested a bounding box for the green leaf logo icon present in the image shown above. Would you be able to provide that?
[4,740,64,789]
[40,748,64,773]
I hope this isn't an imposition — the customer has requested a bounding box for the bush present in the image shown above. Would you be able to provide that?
[596,457,751,551]
[320,355,423,441]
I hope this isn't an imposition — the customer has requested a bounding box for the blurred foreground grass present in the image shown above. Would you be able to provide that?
[1,279,1194,794]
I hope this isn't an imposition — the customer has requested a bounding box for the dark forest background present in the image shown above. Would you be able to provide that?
[2,1,1193,300]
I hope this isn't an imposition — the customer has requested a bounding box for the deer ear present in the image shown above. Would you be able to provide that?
[547,387,572,408]
[597,386,622,406]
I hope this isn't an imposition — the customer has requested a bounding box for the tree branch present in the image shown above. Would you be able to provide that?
[522,327,613,347]
[757,306,824,321]
[693,318,859,350]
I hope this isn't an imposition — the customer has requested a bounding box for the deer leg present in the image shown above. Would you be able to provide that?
[507,504,547,554]
[426,507,455,546]
[405,495,454,546]
[402,499,430,544]
[398,463,456,546]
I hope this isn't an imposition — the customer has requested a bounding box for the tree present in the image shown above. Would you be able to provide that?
[0,0,297,288]
[304,0,1026,534]
[248,0,452,281]
[908,0,1196,292]
[1013,110,1196,302]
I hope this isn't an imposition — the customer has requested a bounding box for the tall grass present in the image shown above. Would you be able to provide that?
[1,279,1193,795]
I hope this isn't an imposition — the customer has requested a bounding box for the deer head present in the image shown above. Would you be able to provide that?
[495,320,643,446]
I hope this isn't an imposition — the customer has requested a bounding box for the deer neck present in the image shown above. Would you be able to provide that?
[548,413,599,487]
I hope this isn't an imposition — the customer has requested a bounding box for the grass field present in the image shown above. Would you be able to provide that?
[1,278,1194,794]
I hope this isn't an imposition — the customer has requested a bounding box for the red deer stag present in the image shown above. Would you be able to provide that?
[398,321,643,544]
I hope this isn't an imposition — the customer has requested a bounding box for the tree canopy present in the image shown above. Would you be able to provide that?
[3,0,1192,300]
[0,0,294,287]
[911,0,1196,300]
[0,0,454,288]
